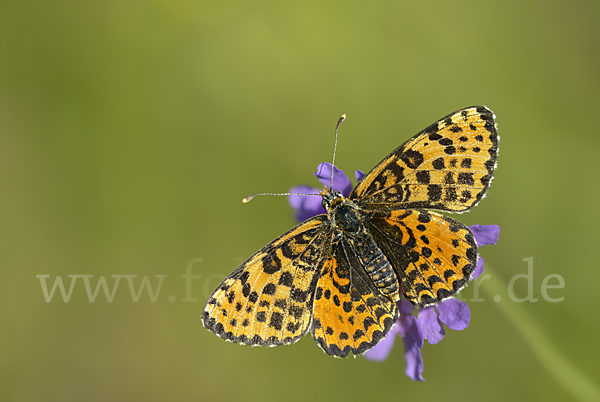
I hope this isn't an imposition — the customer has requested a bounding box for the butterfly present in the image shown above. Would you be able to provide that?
[202,106,499,357]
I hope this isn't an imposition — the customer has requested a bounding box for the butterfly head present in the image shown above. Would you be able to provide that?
[320,187,345,211]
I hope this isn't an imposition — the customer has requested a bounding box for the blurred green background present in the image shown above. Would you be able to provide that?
[1,0,599,401]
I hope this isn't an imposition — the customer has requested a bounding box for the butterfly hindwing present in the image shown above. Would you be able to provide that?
[351,106,498,212]
[202,215,331,346]
[312,237,398,357]
[365,208,478,307]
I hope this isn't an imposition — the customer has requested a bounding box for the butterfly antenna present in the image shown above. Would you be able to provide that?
[244,114,346,204]
[242,192,320,203]
[330,114,346,190]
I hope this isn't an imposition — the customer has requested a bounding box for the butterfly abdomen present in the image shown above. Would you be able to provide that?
[351,232,400,300]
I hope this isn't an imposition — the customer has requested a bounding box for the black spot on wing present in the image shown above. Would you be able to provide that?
[242,283,251,298]
[444,146,456,155]
[401,149,424,169]
[352,329,365,341]
[416,170,431,184]
[427,275,443,287]
[432,158,445,170]
[418,212,431,223]
[269,312,283,331]
[437,288,451,300]
[421,247,432,258]
[278,271,293,287]
[444,269,455,279]
[248,291,259,303]
[256,311,266,322]
[457,173,475,186]
[428,185,442,201]
[263,283,276,295]
[262,253,281,274]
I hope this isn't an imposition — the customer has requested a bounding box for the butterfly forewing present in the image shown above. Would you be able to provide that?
[351,106,498,212]
[202,215,331,346]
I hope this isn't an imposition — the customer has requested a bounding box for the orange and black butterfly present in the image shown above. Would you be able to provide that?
[202,106,499,357]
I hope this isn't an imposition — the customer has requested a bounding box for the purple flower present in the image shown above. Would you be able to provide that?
[288,162,500,381]
[289,162,358,221]
[470,224,501,279]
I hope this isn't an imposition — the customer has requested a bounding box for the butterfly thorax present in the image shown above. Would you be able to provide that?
[321,188,401,301]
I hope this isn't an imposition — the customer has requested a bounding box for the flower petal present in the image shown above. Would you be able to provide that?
[397,314,425,381]
[363,325,399,362]
[472,255,485,279]
[436,299,470,331]
[288,185,324,222]
[355,169,365,181]
[469,225,498,279]
[417,307,445,345]
[314,163,352,197]
[399,299,416,315]
[470,224,500,247]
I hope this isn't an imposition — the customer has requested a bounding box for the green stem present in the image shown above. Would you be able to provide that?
[482,264,600,402]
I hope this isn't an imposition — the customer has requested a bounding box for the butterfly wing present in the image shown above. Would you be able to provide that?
[311,237,398,357]
[202,215,331,346]
[351,106,499,212]
[365,208,478,307]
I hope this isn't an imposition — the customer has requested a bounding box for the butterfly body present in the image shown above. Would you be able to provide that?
[203,106,498,357]
[324,188,400,301]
